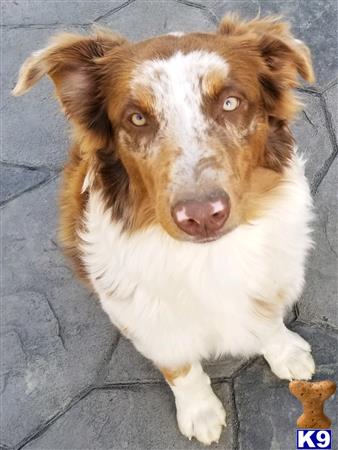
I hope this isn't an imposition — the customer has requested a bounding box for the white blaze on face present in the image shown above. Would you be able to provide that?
[132,51,229,189]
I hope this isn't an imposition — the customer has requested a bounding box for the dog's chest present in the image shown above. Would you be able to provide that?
[83,219,265,363]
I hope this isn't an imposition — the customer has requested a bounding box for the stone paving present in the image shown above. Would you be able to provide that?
[1,1,337,449]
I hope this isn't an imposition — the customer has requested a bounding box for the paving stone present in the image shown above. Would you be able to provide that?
[234,322,337,450]
[205,355,247,380]
[298,158,338,328]
[2,88,69,169]
[324,82,338,137]
[105,336,160,384]
[1,178,119,448]
[201,0,337,87]
[104,335,246,385]
[1,0,120,25]
[0,163,52,204]
[100,0,215,41]
[22,383,234,450]
[291,91,334,187]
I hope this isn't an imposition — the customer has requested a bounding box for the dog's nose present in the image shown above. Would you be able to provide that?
[171,193,230,238]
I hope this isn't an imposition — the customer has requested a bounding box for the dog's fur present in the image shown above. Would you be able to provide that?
[14,15,316,444]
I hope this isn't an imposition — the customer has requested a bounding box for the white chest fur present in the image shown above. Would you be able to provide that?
[80,157,313,368]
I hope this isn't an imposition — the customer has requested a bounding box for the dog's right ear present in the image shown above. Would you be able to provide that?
[13,27,127,136]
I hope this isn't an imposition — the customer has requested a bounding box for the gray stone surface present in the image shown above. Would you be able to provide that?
[0,163,52,204]
[1,179,119,448]
[195,0,338,87]
[1,2,337,450]
[299,159,338,327]
[2,26,80,168]
[324,82,338,137]
[1,1,122,26]
[235,323,338,450]
[292,92,334,186]
[100,0,215,41]
[22,384,235,450]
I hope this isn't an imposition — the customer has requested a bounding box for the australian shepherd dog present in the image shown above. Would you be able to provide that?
[14,14,315,445]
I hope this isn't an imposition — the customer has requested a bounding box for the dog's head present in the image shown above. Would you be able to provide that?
[13,15,314,243]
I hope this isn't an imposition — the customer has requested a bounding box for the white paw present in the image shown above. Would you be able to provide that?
[176,389,226,445]
[264,330,315,380]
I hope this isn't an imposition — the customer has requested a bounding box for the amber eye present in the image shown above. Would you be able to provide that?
[223,97,240,111]
[130,112,147,126]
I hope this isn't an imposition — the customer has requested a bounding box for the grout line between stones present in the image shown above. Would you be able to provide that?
[1,23,87,30]
[294,303,300,320]
[293,318,338,333]
[0,160,60,172]
[175,0,219,25]
[229,357,259,381]
[321,78,338,94]
[98,375,234,390]
[95,332,122,384]
[0,172,59,208]
[230,379,240,450]
[297,86,321,95]
[44,295,66,350]
[93,0,136,23]
[176,0,206,10]
[310,93,338,195]
[95,379,165,390]
[302,109,317,130]
[15,385,94,450]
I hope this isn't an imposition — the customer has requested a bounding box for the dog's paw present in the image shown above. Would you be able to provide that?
[176,390,226,445]
[264,330,315,380]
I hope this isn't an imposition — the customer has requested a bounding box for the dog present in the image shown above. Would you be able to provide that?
[13,14,316,445]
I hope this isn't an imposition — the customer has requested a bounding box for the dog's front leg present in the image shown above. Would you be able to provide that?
[159,363,226,445]
[259,318,315,380]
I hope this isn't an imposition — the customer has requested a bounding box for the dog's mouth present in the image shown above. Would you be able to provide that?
[190,232,226,244]
[171,225,237,244]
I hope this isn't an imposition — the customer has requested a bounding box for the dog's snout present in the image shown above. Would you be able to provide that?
[171,192,230,238]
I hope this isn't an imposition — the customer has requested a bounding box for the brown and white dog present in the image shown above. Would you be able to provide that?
[14,14,316,445]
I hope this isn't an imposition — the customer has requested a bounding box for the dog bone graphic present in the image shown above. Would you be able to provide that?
[289,380,336,429]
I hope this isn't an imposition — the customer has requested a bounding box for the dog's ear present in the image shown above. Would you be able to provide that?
[13,27,127,136]
[219,15,315,119]
[256,28,314,119]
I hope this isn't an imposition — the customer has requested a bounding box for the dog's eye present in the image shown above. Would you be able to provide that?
[223,97,240,111]
[130,112,147,126]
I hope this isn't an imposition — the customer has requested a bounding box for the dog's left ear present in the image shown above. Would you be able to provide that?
[219,15,315,119]
[13,27,128,137]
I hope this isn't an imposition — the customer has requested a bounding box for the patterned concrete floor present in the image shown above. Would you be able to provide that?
[1,1,337,449]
